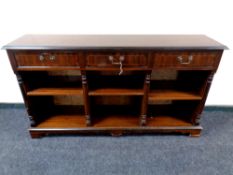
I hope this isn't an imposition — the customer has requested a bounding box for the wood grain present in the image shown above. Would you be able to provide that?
[3,35,226,138]
[149,90,202,101]
[15,51,80,68]
[36,115,86,128]
[148,116,192,127]
[3,35,227,50]
[89,88,144,96]
[27,88,83,96]
[153,51,220,70]
[34,114,192,128]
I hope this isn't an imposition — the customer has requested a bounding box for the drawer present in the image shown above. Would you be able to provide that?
[86,52,148,69]
[14,51,80,69]
[153,51,220,69]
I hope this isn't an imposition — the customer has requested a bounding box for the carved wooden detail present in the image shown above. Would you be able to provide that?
[81,72,91,126]
[192,72,215,125]
[140,73,151,126]
[16,74,36,126]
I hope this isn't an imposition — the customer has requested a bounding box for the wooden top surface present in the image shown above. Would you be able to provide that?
[2,35,227,50]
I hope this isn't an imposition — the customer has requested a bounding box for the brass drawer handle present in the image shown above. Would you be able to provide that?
[49,55,56,61]
[177,55,193,64]
[109,56,124,75]
[38,54,45,61]
[38,53,56,62]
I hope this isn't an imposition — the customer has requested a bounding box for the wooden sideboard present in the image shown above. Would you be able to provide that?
[3,35,227,138]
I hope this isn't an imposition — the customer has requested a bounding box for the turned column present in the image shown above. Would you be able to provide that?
[16,74,36,126]
[140,72,151,126]
[192,72,215,125]
[81,71,91,126]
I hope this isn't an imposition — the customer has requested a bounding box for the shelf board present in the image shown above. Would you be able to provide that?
[36,115,86,128]
[149,90,202,101]
[89,88,144,96]
[93,115,139,127]
[147,116,192,127]
[34,114,192,129]
[27,87,83,96]
[35,114,139,128]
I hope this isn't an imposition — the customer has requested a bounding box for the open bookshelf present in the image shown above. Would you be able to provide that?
[4,35,225,138]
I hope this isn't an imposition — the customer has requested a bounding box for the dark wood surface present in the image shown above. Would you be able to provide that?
[3,35,227,50]
[34,114,193,128]
[27,87,83,96]
[3,35,227,138]
[88,88,144,96]
[149,90,202,101]
[12,50,223,71]
[15,51,80,67]
[153,51,221,70]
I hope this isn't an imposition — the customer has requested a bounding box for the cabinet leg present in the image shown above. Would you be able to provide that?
[111,130,123,137]
[140,114,147,126]
[189,131,201,137]
[29,115,36,127]
[86,115,92,126]
[30,132,43,139]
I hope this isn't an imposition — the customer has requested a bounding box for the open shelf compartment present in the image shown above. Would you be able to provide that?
[90,96,142,127]
[87,71,145,96]
[33,105,86,128]
[147,101,199,127]
[149,90,202,101]
[21,71,83,96]
[149,70,210,102]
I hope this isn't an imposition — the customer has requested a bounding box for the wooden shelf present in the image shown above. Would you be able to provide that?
[89,88,144,96]
[35,114,139,128]
[149,90,202,101]
[93,115,139,127]
[147,116,192,127]
[27,87,83,96]
[36,115,86,128]
[30,114,201,138]
[35,114,191,128]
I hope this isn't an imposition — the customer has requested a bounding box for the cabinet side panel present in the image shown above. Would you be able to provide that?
[6,50,18,73]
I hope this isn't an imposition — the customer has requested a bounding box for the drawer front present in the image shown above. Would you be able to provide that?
[14,51,80,69]
[86,52,148,68]
[153,51,220,69]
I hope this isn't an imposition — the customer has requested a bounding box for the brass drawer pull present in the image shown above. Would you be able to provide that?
[38,53,56,62]
[38,54,45,61]
[49,55,56,61]
[177,55,193,64]
[109,56,124,75]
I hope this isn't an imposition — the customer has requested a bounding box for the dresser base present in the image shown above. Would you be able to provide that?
[29,126,202,138]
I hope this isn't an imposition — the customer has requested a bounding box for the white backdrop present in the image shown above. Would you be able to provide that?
[0,0,232,105]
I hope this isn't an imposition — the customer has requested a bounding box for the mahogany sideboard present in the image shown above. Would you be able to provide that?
[3,35,227,138]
